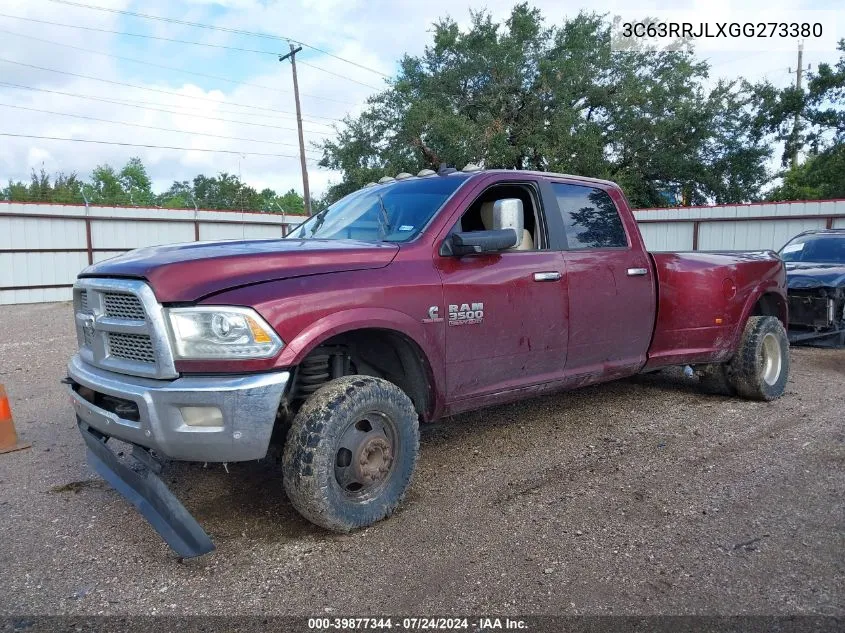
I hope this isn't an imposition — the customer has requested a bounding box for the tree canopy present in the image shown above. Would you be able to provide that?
[763,39,845,200]
[318,5,773,208]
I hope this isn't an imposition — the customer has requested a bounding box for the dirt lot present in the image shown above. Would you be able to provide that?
[0,301,842,616]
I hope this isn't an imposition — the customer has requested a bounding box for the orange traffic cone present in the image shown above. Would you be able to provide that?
[0,384,30,454]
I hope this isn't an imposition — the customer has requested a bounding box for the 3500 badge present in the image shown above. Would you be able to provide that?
[448,302,484,326]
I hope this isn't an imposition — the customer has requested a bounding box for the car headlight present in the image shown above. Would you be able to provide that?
[165,307,283,360]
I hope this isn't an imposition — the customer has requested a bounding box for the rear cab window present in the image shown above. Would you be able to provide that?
[550,183,628,250]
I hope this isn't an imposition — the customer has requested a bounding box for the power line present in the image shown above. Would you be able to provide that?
[0,28,358,106]
[0,12,384,93]
[0,80,338,128]
[0,12,282,56]
[0,132,320,159]
[0,102,323,153]
[298,60,382,91]
[46,0,392,79]
[0,58,342,121]
[0,82,336,134]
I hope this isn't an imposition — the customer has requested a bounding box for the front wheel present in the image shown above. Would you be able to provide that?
[282,375,420,532]
[727,316,790,401]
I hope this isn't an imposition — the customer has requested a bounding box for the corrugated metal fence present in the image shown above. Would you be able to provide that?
[0,202,304,305]
[634,199,845,252]
[2,198,844,305]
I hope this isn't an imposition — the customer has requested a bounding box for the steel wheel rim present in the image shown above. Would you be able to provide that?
[761,332,782,386]
[334,410,399,501]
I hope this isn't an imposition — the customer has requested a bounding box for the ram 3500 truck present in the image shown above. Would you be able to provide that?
[67,168,789,557]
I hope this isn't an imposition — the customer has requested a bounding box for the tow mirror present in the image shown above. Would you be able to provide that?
[440,197,525,256]
[447,229,519,256]
[491,198,524,246]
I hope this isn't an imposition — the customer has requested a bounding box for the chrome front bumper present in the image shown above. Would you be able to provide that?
[68,354,289,462]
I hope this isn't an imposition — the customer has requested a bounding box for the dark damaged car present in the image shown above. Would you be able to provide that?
[780,229,845,346]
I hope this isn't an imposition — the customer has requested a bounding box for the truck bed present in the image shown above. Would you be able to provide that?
[645,250,787,370]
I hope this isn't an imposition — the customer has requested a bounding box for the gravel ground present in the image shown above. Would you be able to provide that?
[0,301,842,616]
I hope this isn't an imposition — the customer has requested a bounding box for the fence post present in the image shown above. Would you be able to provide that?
[81,191,93,265]
[189,195,200,241]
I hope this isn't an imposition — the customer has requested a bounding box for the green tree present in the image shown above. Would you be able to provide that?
[52,171,83,204]
[318,5,771,207]
[89,163,126,205]
[2,179,28,201]
[158,180,193,209]
[764,40,845,200]
[769,145,845,201]
[3,156,307,212]
[119,157,154,206]
[28,167,52,202]
[265,188,305,214]
[195,172,274,210]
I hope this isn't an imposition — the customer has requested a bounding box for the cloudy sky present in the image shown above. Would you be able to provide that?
[0,0,842,201]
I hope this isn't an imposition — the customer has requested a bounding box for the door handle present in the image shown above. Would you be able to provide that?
[533,272,561,282]
[627,268,649,277]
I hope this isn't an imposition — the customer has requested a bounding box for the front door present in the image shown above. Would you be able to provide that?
[434,181,568,401]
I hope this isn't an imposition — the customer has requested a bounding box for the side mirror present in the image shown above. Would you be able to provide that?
[442,229,518,256]
[491,198,525,247]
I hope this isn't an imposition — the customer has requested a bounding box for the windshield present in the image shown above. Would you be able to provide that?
[286,175,470,243]
[780,234,845,264]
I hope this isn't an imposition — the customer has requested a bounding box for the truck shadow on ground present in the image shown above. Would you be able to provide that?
[158,458,318,544]
[418,368,724,451]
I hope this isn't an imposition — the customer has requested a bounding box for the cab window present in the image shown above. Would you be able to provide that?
[552,183,628,249]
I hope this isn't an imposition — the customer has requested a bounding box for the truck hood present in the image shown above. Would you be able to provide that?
[79,238,400,302]
[785,262,845,289]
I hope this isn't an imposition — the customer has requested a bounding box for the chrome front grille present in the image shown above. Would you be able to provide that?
[72,279,178,379]
[103,293,145,320]
[107,332,156,364]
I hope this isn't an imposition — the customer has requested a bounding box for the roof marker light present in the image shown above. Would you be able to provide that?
[395,172,413,180]
[378,176,396,184]
[462,163,482,172]
[417,169,436,177]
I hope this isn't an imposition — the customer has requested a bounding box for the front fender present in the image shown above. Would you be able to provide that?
[276,307,445,415]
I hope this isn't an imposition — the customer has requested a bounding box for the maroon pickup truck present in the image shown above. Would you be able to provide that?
[67,168,789,557]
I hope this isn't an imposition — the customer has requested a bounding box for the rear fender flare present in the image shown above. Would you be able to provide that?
[731,282,788,351]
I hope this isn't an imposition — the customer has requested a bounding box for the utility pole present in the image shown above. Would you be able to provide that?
[788,41,811,170]
[279,43,312,216]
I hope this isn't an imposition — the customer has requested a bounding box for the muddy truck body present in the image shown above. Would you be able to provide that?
[67,169,790,556]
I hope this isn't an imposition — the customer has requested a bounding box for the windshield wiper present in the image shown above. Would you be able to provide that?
[376,194,391,241]
[308,207,329,236]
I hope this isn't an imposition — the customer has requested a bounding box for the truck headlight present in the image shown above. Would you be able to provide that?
[165,307,283,360]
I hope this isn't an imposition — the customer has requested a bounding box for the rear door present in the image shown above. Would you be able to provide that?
[545,181,655,377]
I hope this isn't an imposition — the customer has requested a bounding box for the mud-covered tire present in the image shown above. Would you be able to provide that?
[727,316,790,401]
[282,375,419,532]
